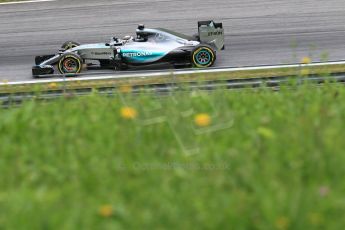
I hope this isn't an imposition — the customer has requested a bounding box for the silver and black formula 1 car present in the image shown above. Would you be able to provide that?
[32,20,224,77]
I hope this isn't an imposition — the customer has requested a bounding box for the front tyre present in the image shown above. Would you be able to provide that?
[58,53,83,74]
[191,46,216,68]
[61,41,80,50]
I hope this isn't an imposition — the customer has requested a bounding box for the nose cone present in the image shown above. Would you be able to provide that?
[32,65,54,76]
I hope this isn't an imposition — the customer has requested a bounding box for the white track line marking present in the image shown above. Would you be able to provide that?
[2,61,345,86]
[0,0,55,5]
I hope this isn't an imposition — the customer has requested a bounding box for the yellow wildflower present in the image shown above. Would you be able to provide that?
[301,56,311,64]
[48,82,58,89]
[119,85,132,94]
[194,113,211,127]
[121,106,137,119]
[275,216,290,230]
[99,204,113,218]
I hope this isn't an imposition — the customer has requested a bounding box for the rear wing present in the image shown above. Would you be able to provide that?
[198,20,225,50]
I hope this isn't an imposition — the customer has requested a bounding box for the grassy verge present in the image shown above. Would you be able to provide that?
[1,83,345,229]
[1,63,345,94]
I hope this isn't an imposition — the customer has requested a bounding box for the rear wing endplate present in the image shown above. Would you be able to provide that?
[198,20,225,50]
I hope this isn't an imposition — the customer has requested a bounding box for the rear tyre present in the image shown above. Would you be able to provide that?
[61,41,80,50]
[191,46,216,68]
[58,53,83,74]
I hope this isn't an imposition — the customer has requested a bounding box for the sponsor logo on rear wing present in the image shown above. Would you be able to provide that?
[208,31,223,36]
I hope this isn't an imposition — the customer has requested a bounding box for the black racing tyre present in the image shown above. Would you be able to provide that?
[61,41,80,50]
[191,46,216,68]
[58,53,83,74]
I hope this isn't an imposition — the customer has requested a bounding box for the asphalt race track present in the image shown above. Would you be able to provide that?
[0,0,345,82]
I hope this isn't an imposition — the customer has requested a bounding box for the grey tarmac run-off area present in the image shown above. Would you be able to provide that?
[0,0,345,82]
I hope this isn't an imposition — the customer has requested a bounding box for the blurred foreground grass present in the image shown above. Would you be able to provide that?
[1,83,345,229]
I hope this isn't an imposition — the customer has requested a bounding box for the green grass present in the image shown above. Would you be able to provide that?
[1,83,345,229]
[2,63,345,94]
